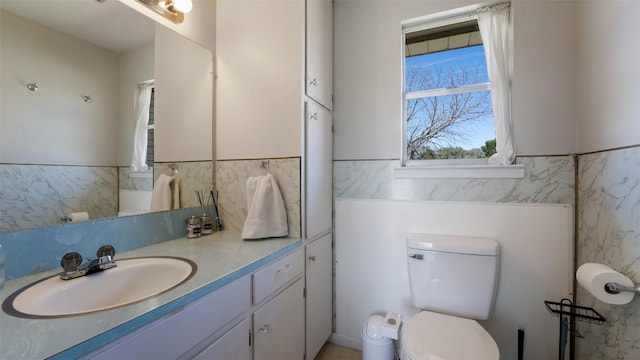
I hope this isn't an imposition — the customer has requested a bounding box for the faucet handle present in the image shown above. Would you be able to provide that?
[96,245,116,259]
[60,252,83,272]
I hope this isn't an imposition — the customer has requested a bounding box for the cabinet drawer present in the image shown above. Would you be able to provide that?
[253,248,304,304]
[86,275,251,360]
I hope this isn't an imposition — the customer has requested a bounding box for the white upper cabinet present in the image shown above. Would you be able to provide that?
[306,0,333,109]
[305,100,333,239]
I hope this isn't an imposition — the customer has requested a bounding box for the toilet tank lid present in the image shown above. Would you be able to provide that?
[407,233,498,256]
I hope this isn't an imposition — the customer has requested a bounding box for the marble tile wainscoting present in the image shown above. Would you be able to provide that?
[215,158,301,238]
[154,161,214,209]
[576,146,640,360]
[0,164,118,232]
[119,166,153,192]
[334,156,576,205]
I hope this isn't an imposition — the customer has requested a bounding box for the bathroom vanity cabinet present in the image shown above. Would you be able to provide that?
[84,248,304,360]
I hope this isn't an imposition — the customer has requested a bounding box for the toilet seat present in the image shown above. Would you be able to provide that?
[402,311,499,360]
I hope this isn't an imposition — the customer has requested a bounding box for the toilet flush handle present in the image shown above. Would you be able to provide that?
[408,253,424,260]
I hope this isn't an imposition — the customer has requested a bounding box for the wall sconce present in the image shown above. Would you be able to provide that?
[27,82,38,92]
[136,0,192,24]
[82,95,92,104]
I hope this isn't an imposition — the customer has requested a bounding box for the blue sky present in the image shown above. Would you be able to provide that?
[405,45,495,150]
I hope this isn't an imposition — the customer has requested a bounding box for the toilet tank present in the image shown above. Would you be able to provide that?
[407,233,499,320]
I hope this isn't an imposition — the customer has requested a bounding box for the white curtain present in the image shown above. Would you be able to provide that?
[478,3,514,165]
[131,86,152,171]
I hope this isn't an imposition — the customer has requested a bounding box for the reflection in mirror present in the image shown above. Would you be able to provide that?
[0,0,214,232]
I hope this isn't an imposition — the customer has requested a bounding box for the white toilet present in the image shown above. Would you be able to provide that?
[402,233,500,360]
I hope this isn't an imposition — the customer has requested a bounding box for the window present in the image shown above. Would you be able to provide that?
[402,3,514,169]
[131,82,154,171]
[404,18,494,163]
[146,88,155,169]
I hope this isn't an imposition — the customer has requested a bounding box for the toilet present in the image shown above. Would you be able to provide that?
[402,233,500,360]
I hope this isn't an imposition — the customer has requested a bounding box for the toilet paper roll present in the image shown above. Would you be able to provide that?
[66,212,89,223]
[577,263,635,305]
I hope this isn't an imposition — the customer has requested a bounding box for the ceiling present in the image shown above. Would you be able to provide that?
[0,0,154,53]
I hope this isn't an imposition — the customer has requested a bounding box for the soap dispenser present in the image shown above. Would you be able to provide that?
[186,216,202,238]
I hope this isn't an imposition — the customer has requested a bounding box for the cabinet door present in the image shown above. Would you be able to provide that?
[306,0,333,109]
[305,101,333,240]
[194,317,252,360]
[254,279,305,360]
[306,233,333,360]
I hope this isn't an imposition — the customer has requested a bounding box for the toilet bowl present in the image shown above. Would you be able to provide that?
[402,311,499,360]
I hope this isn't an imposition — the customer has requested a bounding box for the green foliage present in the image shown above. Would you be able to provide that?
[413,145,489,160]
[481,139,497,157]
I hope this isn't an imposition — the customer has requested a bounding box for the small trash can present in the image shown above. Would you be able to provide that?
[362,314,394,360]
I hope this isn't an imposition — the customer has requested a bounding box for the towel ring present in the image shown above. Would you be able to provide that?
[168,163,178,175]
[261,160,270,174]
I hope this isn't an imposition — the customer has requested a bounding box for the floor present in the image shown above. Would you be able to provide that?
[315,342,362,360]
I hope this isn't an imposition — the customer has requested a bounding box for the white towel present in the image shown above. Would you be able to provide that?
[150,174,181,211]
[242,173,288,239]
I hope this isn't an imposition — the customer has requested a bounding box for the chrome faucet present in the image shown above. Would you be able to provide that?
[59,245,117,280]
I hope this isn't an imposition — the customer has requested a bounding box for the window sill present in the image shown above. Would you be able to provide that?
[393,164,525,179]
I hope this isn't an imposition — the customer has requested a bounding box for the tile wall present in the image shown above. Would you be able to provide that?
[576,146,640,359]
[215,158,301,239]
[0,164,118,232]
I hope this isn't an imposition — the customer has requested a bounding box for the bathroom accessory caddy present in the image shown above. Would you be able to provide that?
[544,298,605,360]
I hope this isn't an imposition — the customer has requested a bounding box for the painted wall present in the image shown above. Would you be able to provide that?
[0,10,119,166]
[333,0,578,160]
[576,1,640,153]
[215,0,304,160]
[154,24,214,162]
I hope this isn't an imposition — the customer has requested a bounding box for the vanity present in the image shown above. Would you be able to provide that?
[0,232,303,359]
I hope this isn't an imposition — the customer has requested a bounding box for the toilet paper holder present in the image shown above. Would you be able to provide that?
[604,281,640,295]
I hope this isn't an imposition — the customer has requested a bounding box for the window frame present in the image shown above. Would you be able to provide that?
[398,4,522,179]
[402,12,493,166]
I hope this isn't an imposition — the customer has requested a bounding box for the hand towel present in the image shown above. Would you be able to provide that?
[150,174,180,211]
[242,173,288,239]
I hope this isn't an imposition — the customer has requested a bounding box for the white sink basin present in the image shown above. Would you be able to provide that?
[3,257,196,318]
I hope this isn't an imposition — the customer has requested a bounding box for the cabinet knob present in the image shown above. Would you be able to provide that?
[310,112,319,121]
[308,255,316,262]
[309,78,319,86]
[276,264,291,275]
[259,324,272,335]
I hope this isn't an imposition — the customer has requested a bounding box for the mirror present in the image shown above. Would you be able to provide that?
[0,0,214,232]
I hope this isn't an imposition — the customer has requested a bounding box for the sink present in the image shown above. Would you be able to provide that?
[2,256,197,319]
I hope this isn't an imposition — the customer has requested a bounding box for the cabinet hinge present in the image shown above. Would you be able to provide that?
[249,329,252,346]
[303,287,306,298]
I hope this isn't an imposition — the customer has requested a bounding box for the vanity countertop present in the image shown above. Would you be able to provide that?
[0,231,302,359]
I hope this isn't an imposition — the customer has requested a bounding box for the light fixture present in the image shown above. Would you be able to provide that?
[83,95,92,103]
[27,82,38,92]
[135,0,192,24]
